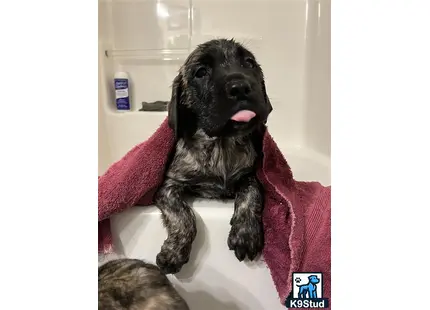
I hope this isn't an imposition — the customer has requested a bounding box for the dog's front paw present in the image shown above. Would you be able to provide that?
[227,217,264,262]
[156,241,191,274]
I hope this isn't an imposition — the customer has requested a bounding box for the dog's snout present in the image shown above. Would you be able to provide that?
[227,80,251,99]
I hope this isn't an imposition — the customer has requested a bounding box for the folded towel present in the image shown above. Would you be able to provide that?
[98,118,331,307]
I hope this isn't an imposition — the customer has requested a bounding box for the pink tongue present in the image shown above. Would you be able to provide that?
[230,110,256,122]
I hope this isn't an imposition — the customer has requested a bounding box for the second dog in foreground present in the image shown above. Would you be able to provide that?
[98,258,189,310]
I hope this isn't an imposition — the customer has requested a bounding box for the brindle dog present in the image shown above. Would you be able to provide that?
[155,38,273,274]
[98,258,189,310]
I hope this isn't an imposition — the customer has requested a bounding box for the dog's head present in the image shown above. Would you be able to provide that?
[168,38,273,138]
[308,275,320,284]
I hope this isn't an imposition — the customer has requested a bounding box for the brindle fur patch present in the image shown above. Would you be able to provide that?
[98,258,189,310]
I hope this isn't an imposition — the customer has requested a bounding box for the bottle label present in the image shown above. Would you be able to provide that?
[114,78,130,110]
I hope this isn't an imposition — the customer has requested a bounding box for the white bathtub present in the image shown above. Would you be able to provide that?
[98,0,330,308]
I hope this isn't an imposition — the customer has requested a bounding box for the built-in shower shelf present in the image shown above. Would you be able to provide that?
[105,110,168,116]
[105,48,190,61]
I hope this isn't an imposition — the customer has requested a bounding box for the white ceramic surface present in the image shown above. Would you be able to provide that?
[98,0,330,309]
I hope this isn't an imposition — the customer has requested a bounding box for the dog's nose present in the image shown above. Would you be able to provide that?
[226,80,251,100]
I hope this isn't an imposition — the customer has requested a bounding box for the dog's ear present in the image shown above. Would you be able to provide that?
[168,74,183,138]
[262,80,273,113]
[262,79,273,122]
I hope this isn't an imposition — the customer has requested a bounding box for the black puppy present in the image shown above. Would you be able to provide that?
[155,38,273,274]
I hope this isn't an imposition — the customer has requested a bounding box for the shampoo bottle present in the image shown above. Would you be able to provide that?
[114,71,131,111]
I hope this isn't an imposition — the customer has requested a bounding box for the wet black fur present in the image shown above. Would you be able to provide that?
[154,38,273,274]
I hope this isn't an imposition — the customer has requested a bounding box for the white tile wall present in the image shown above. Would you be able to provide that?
[98,0,331,178]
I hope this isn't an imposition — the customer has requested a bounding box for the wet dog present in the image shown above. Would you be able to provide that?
[155,38,273,274]
[98,258,189,310]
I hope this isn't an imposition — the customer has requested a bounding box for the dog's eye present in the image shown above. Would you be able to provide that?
[243,58,256,69]
[195,67,208,78]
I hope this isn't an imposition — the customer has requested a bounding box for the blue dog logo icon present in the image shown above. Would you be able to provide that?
[285,272,329,308]
[296,275,320,299]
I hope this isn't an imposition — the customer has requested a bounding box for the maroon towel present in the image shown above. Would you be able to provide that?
[98,118,331,307]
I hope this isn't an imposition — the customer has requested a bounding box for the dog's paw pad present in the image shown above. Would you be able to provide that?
[156,245,191,274]
[227,222,264,262]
